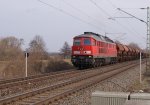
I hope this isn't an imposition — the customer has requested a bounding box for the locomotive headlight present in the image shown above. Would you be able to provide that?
[74,51,80,54]
[89,56,92,58]
[84,51,91,54]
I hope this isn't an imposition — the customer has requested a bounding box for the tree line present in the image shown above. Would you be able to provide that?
[0,35,71,61]
[0,35,72,79]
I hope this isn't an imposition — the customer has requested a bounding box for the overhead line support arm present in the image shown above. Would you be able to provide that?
[117,8,147,24]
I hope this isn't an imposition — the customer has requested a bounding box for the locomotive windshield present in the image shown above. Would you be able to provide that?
[74,39,81,45]
[84,39,91,45]
[73,38,91,45]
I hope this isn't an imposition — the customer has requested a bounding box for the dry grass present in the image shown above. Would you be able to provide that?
[128,73,150,93]
[0,55,73,79]
[0,61,9,79]
[42,58,74,73]
[140,75,150,92]
[63,59,72,65]
[3,60,25,79]
[128,81,143,92]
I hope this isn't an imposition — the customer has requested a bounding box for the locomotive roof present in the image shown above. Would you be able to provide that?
[74,32,114,44]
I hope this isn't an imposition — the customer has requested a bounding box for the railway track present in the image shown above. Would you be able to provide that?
[0,60,139,99]
[0,69,77,85]
[0,60,144,105]
[0,70,82,98]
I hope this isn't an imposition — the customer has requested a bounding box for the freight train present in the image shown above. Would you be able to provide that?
[71,32,145,69]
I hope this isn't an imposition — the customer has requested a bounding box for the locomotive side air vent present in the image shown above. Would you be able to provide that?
[104,36,114,43]
[84,32,101,37]
[84,32,94,34]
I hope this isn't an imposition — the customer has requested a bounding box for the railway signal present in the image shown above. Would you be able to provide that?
[25,52,29,58]
[25,51,29,77]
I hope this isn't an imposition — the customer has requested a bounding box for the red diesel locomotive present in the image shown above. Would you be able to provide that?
[71,32,143,69]
[71,32,117,68]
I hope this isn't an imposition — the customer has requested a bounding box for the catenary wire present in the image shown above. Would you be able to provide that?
[37,0,105,33]
[61,0,107,31]
[89,0,112,18]
[106,0,146,42]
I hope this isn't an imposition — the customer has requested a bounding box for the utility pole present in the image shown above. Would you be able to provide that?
[140,52,142,83]
[146,7,150,73]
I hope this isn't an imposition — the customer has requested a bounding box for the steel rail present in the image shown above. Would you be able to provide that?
[0,60,144,99]
[0,69,75,85]
[0,60,138,89]
[34,62,142,105]
[0,60,144,105]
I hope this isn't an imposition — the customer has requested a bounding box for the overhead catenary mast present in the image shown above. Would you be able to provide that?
[146,7,150,73]
[117,7,150,74]
[141,7,150,73]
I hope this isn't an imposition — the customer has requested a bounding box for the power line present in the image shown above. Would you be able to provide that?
[61,0,107,30]
[89,0,133,35]
[62,0,122,34]
[106,0,118,9]
[105,0,146,41]
[90,0,145,43]
[114,19,146,42]
[106,1,145,27]
[89,0,120,32]
[118,8,147,24]
[37,0,104,32]
[89,0,112,18]
[37,0,146,45]
[116,8,147,42]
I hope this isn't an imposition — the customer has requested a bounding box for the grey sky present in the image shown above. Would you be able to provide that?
[0,0,149,52]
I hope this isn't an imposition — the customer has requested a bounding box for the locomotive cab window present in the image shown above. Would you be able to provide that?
[74,39,81,45]
[84,38,91,45]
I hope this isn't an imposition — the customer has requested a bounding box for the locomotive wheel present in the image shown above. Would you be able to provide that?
[99,62,102,66]
[95,60,98,67]
[93,63,96,68]
[79,66,84,70]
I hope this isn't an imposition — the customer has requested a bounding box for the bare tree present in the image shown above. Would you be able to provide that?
[28,35,48,60]
[114,40,121,44]
[60,41,71,59]
[0,36,23,48]
[0,36,23,60]
[128,42,140,49]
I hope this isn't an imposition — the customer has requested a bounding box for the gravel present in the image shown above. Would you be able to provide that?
[55,63,146,105]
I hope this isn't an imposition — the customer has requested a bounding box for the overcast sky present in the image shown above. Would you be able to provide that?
[0,0,149,52]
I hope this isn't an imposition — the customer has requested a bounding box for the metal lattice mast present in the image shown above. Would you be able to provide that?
[146,7,150,72]
[114,7,150,74]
